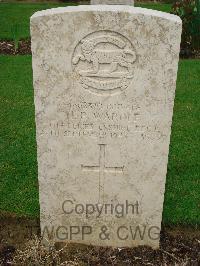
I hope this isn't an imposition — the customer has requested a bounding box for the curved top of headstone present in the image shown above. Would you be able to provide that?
[31,5,181,24]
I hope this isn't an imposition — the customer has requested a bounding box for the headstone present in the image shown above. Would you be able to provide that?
[31,5,182,249]
[91,0,134,5]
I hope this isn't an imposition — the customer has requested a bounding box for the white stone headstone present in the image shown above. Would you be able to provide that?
[31,5,181,249]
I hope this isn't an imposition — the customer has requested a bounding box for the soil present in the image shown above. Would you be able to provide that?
[0,213,200,265]
[1,40,200,59]
[0,40,31,55]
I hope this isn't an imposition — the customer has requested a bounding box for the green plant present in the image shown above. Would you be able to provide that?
[11,23,21,52]
[172,0,200,55]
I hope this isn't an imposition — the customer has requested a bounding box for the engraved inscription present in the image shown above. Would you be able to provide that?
[82,144,124,201]
[72,30,137,95]
[50,101,142,139]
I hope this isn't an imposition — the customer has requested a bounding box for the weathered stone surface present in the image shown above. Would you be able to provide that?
[91,0,134,5]
[31,6,182,248]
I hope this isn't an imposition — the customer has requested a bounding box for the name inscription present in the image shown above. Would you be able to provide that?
[48,101,166,141]
[50,101,141,139]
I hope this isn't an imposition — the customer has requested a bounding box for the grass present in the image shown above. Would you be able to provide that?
[0,2,172,40]
[135,2,171,13]
[0,2,76,40]
[0,55,199,224]
[0,55,39,217]
[163,60,200,225]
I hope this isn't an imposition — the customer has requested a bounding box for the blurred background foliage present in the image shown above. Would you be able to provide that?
[172,0,200,57]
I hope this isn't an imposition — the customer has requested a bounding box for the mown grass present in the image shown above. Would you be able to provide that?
[0,55,199,224]
[135,2,171,13]
[0,2,76,40]
[0,2,172,40]
[163,60,200,225]
[0,55,39,216]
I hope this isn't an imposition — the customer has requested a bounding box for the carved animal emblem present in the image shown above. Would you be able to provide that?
[72,36,136,76]
[72,31,137,95]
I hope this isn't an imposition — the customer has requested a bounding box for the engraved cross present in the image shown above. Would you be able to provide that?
[81,144,124,201]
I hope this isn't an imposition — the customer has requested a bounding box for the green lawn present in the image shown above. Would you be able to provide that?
[0,56,199,224]
[0,2,171,40]
[0,55,38,216]
[135,2,171,13]
[163,60,200,225]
